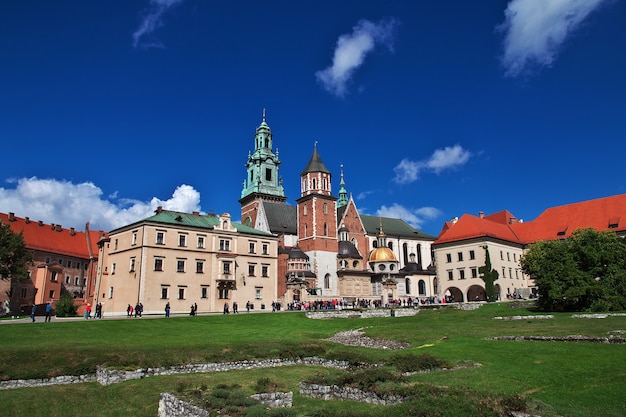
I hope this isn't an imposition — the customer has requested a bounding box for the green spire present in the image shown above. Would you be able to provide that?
[241,110,285,200]
[337,164,348,208]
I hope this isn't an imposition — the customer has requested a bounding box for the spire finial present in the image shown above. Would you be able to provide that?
[314,140,318,148]
[262,108,266,123]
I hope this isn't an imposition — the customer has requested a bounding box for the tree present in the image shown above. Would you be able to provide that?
[520,228,626,311]
[479,246,499,302]
[0,221,32,281]
[55,294,78,317]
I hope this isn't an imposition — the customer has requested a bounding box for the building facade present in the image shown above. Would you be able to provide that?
[432,194,626,302]
[0,212,103,316]
[240,115,437,306]
[94,208,278,316]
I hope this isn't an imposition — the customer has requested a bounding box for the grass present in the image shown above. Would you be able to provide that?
[0,303,625,416]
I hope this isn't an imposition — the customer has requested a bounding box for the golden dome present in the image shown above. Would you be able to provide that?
[368,247,397,263]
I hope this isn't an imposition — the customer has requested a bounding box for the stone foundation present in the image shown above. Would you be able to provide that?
[299,382,405,405]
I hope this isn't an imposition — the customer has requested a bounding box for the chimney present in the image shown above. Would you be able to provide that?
[70,227,76,236]
[38,220,43,226]
[192,211,200,216]
[155,206,163,214]
[8,212,15,222]
[479,211,484,219]
[50,223,55,230]
[55,224,62,232]
[25,217,30,224]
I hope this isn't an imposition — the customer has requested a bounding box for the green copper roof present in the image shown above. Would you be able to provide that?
[144,210,274,237]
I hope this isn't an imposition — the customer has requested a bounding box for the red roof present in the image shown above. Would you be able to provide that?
[434,194,626,246]
[0,212,105,259]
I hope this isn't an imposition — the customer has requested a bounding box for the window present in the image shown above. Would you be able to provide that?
[20,288,27,298]
[45,257,51,264]
[51,271,58,282]
[108,287,114,298]
[201,287,208,299]
[219,239,230,251]
[353,260,359,268]
[156,231,165,244]
[197,236,205,248]
[262,243,269,255]
[114,239,118,250]
[324,273,330,289]
[49,290,54,299]
[178,287,185,300]
[219,288,229,299]
[179,234,187,247]
[323,222,328,236]
[502,267,506,278]
[303,204,307,216]
[446,253,452,263]
[447,270,454,280]
[82,278,86,286]
[255,288,262,299]
[161,287,169,299]
[154,258,163,271]
[509,268,513,278]
[111,263,116,275]
[129,257,136,272]
[388,242,393,250]
[265,168,272,180]
[500,251,504,260]
[458,252,463,262]
[459,269,466,280]
[249,242,256,254]
[515,269,519,279]
[177,260,185,273]
[132,231,138,245]
[196,261,204,273]
[223,262,231,274]
[76,262,81,270]
[513,253,517,262]
[469,250,475,260]
[323,203,328,214]
[248,264,256,276]
[58,258,63,264]
[507,252,510,261]
[262,265,269,277]
[66,260,72,268]
[74,277,80,285]
[65,275,70,284]
[471,267,478,278]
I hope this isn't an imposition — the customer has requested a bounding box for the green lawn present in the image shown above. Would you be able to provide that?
[1,303,624,417]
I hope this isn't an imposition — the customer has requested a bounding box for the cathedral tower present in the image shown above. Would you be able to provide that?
[239,110,286,227]
[296,144,338,295]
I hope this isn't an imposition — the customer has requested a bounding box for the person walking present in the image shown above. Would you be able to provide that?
[30,305,36,322]
[233,301,238,314]
[165,302,170,318]
[45,302,52,322]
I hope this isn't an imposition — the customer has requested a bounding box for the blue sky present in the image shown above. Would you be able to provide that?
[1,0,624,236]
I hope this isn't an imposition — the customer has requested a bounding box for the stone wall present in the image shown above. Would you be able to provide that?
[0,374,95,391]
[96,357,351,386]
[158,393,210,417]
[250,391,293,407]
[299,382,405,405]
[306,308,418,319]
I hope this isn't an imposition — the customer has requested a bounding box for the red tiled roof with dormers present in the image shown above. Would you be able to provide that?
[0,212,105,259]
[434,211,523,245]
[434,194,626,247]
[511,194,626,244]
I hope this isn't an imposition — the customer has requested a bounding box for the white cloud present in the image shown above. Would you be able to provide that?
[498,0,610,77]
[316,18,397,97]
[132,0,184,48]
[393,145,471,184]
[0,177,201,232]
[376,203,441,229]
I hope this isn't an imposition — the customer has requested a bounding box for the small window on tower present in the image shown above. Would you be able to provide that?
[266,168,272,181]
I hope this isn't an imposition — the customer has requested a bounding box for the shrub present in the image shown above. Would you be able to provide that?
[389,353,452,373]
[54,294,78,317]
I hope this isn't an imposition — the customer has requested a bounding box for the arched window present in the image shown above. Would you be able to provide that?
[388,241,393,250]
[417,244,423,265]
[323,222,328,236]
[351,237,357,248]
[323,203,328,214]
[403,243,409,265]
[304,224,307,237]
[324,273,330,289]
[405,278,411,294]
[312,178,317,189]
[418,280,426,296]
